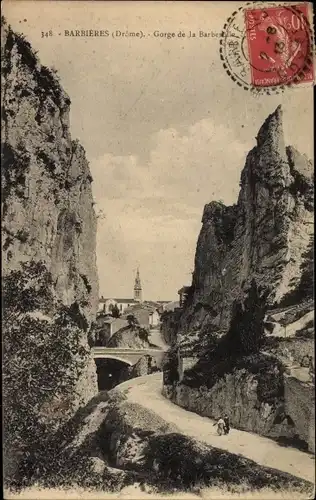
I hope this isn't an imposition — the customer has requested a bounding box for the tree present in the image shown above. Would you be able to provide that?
[126,314,139,329]
[278,236,314,307]
[3,260,90,488]
[296,237,314,301]
[139,327,149,343]
[225,279,269,357]
[111,303,121,318]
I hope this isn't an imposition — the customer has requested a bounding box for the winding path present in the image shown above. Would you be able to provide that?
[117,373,315,484]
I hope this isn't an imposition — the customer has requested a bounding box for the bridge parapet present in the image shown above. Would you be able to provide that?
[92,347,167,367]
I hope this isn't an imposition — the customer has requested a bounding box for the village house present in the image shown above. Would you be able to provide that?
[98,268,143,315]
[98,269,172,326]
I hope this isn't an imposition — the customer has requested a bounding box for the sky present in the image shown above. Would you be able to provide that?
[4,0,314,301]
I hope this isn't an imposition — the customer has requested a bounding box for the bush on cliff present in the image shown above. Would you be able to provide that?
[3,260,91,489]
[278,236,314,307]
[211,202,238,247]
[223,279,269,356]
[182,281,286,405]
[187,280,268,373]
[162,346,179,385]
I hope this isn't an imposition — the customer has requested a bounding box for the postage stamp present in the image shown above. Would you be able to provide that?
[245,3,314,87]
[220,2,314,94]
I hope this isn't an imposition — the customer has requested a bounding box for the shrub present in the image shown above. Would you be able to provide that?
[162,347,179,385]
[126,314,139,328]
[238,354,285,405]
[225,280,269,356]
[278,237,314,307]
[3,260,91,489]
[94,326,111,346]
[295,328,314,339]
[139,327,149,343]
[1,142,30,208]
[184,280,270,387]
[212,202,238,247]
[111,303,121,318]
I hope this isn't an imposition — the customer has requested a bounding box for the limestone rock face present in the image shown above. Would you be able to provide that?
[130,355,159,378]
[284,376,315,454]
[178,105,314,338]
[162,106,314,453]
[1,22,98,411]
[107,326,151,349]
[104,400,178,468]
[163,370,315,452]
[1,22,98,323]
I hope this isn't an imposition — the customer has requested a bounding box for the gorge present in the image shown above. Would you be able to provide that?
[2,16,314,498]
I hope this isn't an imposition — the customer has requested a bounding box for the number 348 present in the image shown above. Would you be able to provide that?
[41,30,53,38]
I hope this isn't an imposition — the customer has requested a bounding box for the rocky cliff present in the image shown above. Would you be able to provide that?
[2,19,99,484]
[1,21,98,323]
[176,105,313,340]
[162,106,314,453]
[163,365,315,453]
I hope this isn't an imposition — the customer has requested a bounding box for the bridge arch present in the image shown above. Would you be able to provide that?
[95,356,134,391]
[95,355,134,366]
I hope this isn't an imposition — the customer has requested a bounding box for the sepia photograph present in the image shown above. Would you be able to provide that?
[1,1,315,498]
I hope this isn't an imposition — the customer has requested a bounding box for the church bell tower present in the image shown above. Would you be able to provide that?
[134,267,143,302]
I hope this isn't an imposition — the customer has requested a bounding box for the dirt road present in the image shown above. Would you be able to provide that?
[117,373,315,484]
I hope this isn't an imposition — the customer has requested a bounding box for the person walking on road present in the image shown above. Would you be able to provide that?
[223,414,230,435]
[213,417,225,436]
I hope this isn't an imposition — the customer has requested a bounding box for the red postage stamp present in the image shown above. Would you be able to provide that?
[245,3,314,87]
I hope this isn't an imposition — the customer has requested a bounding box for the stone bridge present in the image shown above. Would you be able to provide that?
[92,347,167,367]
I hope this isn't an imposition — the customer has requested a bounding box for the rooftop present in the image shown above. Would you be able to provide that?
[99,297,137,304]
[99,297,172,304]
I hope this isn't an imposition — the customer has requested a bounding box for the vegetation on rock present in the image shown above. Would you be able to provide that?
[278,236,314,308]
[165,281,287,407]
[126,313,139,328]
[111,303,121,318]
[3,261,92,489]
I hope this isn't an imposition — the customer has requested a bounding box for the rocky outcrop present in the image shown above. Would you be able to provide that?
[1,21,98,323]
[161,308,183,345]
[107,325,151,348]
[177,106,313,340]
[129,354,160,377]
[103,400,178,468]
[163,106,314,453]
[2,19,99,483]
[284,376,315,454]
[163,368,315,452]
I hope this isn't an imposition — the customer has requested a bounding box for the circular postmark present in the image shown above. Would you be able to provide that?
[219,2,314,95]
